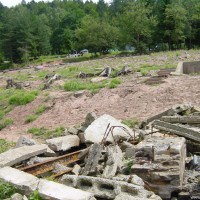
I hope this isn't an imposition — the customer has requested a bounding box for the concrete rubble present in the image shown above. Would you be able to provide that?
[84,114,137,143]
[0,167,95,200]
[46,135,80,151]
[1,108,200,200]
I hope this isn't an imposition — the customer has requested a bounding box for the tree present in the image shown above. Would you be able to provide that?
[118,1,157,53]
[164,0,187,49]
[75,15,119,54]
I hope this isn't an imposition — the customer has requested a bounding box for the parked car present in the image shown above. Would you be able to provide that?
[80,49,89,55]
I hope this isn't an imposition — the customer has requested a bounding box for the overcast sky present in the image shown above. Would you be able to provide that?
[0,0,104,7]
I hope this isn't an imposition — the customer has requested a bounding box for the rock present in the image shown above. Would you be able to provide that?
[74,91,85,98]
[0,144,50,167]
[0,167,39,195]
[84,114,136,144]
[103,145,123,178]
[82,143,102,176]
[27,156,55,165]
[99,67,113,77]
[38,179,95,200]
[83,112,97,128]
[53,163,72,174]
[68,127,79,135]
[11,193,23,200]
[46,135,80,151]
[78,132,86,144]
[91,77,108,83]
[15,136,36,148]
[72,164,81,176]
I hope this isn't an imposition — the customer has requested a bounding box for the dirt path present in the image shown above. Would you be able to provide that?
[1,75,200,141]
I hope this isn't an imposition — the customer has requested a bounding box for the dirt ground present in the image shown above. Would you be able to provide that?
[1,73,200,142]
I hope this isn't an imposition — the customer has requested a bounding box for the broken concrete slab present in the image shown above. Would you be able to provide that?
[83,112,97,128]
[161,115,200,124]
[46,135,80,151]
[144,104,193,125]
[0,144,50,167]
[103,145,123,178]
[38,179,96,200]
[84,114,136,144]
[152,120,200,143]
[131,137,186,199]
[91,77,108,83]
[72,164,81,176]
[82,143,102,176]
[62,175,161,200]
[0,167,39,195]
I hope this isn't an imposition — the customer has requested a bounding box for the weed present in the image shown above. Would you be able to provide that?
[0,109,4,120]
[28,190,42,200]
[0,139,15,153]
[25,115,38,123]
[35,105,46,115]
[0,181,17,199]
[28,126,65,139]
[9,90,38,105]
[122,118,139,128]
[0,118,13,130]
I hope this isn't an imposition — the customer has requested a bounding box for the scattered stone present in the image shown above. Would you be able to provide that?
[53,163,72,174]
[82,143,102,176]
[27,156,55,165]
[0,144,50,167]
[83,112,97,128]
[74,91,85,98]
[103,145,123,178]
[117,66,132,76]
[84,114,136,144]
[11,193,23,200]
[99,67,113,77]
[72,164,81,176]
[68,127,79,135]
[46,135,80,151]
[15,136,36,148]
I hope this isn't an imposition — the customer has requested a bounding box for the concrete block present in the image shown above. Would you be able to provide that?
[62,175,161,200]
[38,179,96,200]
[85,114,136,144]
[0,144,49,167]
[0,167,39,195]
[46,135,80,151]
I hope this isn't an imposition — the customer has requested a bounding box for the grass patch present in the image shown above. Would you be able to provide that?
[0,139,15,153]
[35,105,46,115]
[64,80,107,92]
[25,115,38,123]
[122,118,139,128]
[28,190,42,200]
[0,181,17,199]
[108,78,122,89]
[28,126,65,139]
[0,118,13,130]
[9,90,38,105]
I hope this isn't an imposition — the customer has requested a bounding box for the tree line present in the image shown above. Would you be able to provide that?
[0,0,199,64]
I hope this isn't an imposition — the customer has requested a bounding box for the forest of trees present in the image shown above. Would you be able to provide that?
[0,0,199,65]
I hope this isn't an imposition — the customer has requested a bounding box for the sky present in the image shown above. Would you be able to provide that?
[0,0,52,7]
[0,0,103,7]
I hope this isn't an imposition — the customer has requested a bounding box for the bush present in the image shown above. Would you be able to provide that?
[9,91,38,105]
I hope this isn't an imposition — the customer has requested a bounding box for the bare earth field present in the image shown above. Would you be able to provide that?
[0,50,200,141]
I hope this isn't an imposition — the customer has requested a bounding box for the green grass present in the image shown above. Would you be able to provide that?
[0,181,17,199]
[122,118,139,128]
[28,190,42,200]
[28,127,65,139]
[108,78,122,89]
[0,139,15,153]
[35,105,46,115]
[0,118,13,130]
[9,90,38,105]
[25,115,38,123]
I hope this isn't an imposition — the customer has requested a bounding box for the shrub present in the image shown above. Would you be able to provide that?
[9,91,38,105]
[122,118,139,128]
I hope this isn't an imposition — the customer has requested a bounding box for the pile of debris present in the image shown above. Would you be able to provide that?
[0,105,200,200]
